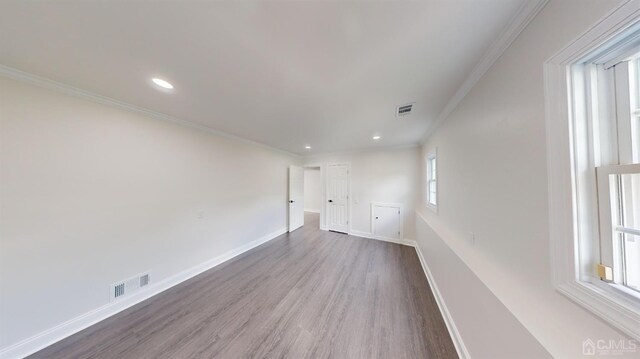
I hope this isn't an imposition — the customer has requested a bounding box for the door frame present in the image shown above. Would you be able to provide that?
[288,165,304,232]
[302,164,325,230]
[324,162,352,234]
[304,163,326,231]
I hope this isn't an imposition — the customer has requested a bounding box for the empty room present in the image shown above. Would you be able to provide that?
[1,0,640,358]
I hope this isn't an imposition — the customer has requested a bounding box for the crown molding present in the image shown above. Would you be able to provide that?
[0,64,301,159]
[419,0,549,145]
[1,0,548,157]
[302,142,420,159]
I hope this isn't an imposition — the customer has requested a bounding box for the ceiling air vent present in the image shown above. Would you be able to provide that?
[396,103,414,117]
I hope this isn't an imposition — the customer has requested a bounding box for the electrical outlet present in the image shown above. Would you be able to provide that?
[198,210,205,220]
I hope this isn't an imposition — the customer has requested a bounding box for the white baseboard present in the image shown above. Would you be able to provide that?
[414,244,470,359]
[0,227,287,359]
[303,209,320,214]
[351,228,467,357]
[350,230,416,247]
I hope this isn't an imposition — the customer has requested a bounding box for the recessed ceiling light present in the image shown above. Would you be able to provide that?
[372,135,381,140]
[152,78,173,89]
[305,145,311,149]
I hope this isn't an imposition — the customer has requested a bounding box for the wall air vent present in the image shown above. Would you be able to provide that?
[140,273,150,287]
[110,271,151,302]
[396,103,414,117]
[113,283,126,299]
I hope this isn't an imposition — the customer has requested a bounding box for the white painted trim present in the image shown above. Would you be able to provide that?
[370,202,404,241]
[304,209,320,214]
[0,65,419,158]
[303,164,326,230]
[350,230,416,247]
[288,165,305,232]
[544,0,640,341]
[303,143,420,159]
[544,1,637,65]
[413,240,470,359]
[420,0,548,144]
[0,227,287,359]
[0,65,300,159]
[406,213,479,358]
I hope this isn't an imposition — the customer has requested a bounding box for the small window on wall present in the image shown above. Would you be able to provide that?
[427,151,437,210]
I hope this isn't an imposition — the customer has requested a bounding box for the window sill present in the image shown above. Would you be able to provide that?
[589,277,640,304]
[426,202,438,214]
[556,279,640,339]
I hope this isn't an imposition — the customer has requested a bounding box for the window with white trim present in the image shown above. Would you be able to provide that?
[426,152,437,209]
[599,55,640,293]
[546,5,640,339]
[573,47,640,295]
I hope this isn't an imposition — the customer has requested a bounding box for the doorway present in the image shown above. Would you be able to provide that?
[288,165,304,232]
[290,163,350,233]
[303,166,321,229]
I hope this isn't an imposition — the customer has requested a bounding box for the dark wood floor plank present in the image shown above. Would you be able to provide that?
[29,213,457,359]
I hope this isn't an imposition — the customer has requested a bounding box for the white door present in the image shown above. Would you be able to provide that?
[288,165,304,232]
[326,164,350,233]
[372,203,402,240]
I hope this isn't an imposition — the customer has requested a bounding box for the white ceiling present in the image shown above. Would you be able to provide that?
[0,1,526,155]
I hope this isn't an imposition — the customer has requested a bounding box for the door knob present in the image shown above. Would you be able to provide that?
[289,200,295,203]
[328,199,333,203]
[375,216,379,219]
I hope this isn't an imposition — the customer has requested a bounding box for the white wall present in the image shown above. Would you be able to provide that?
[416,0,634,358]
[0,77,299,350]
[303,167,321,213]
[416,216,551,358]
[305,146,419,240]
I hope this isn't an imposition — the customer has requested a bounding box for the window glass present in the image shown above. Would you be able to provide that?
[609,171,640,292]
[631,58,640,162]
[635,58,640,107]
[620,172,640,231]
[427,155,437,206]
[622,233,640,291]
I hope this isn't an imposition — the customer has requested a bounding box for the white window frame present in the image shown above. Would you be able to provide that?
[544,1,640,340]
[596,163,640,293]
[426,149,438,212]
